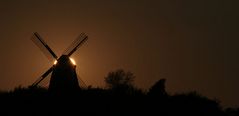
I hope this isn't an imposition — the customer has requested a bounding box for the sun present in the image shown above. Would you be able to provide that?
[54,60,57,65]
[53,58,76,65]
[70,58,76,65]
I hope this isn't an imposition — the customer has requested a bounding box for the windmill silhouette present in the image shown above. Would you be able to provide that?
[30,32,88,93]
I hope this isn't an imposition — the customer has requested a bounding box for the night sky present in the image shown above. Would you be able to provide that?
[0,0,238,107]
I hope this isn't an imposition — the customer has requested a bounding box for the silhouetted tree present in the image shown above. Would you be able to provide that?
[104,69,137,95]
[105,69,135,89]
[148,78,168,98]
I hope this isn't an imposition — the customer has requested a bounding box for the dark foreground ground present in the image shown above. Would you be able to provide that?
[0,87,238,116]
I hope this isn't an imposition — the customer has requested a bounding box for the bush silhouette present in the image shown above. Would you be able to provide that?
[169,92,223,116]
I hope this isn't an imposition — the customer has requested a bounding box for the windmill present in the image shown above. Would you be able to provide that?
[30,32,88,93]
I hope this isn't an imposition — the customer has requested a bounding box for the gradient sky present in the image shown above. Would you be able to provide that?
[0,0,238,107]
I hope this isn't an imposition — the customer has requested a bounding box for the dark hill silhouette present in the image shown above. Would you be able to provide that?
[0,69,237,116]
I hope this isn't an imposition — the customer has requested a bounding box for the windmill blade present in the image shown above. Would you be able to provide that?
[63,33,88,56]
[78,75,87,88]
[31,32,58,62]
[76,69,87,88]
[31,67,53,87]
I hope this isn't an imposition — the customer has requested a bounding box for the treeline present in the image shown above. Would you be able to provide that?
[0,69,238,116]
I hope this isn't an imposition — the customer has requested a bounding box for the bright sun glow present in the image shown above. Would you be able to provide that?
[53,58,76,65]
[70,58,76,65]
[54,60,57,65]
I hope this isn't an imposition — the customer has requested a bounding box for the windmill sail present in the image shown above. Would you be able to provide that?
[31,67,53,87]
[31,32,88,93]
[31,32,58,62]
[63,33,88,56]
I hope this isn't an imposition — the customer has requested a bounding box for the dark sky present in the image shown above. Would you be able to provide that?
[0,0,238,107]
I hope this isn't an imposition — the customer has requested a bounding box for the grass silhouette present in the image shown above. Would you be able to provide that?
[0,69,238,116]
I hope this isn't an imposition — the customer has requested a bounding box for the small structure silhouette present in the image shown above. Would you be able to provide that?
[148,78,167,97]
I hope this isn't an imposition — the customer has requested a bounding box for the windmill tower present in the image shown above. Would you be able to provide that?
[31,32,88,93]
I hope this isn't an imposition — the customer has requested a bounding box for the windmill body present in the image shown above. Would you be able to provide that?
[31,32,88,93]
[49,55,79,93]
